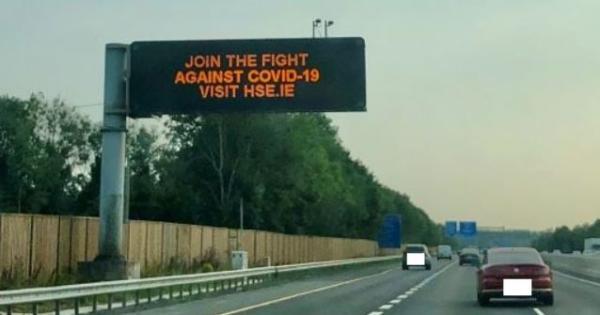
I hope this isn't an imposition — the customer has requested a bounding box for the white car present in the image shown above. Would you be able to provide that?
[402,244,432,270]
[437,245,452,260]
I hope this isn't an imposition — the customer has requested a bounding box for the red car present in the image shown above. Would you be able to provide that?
[477,247,553,306]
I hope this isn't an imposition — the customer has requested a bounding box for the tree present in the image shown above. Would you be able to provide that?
[127,125,161,220]
[1,94,445,245]
[532,219,600,252]
[0,94,97,214]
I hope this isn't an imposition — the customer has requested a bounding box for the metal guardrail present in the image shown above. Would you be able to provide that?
[542,253,600,283]
[0,255,400,314]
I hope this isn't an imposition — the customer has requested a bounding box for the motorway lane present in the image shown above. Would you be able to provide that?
[536,271,600,315]
[124,260,451,315]
[383,263,541,315]
[124,259,600,315]
[375,264,600,315]
[235,260,453,315]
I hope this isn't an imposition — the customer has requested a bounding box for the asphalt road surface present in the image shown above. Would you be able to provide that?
[124,259,600,315]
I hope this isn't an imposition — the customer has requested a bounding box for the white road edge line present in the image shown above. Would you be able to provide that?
[533,307,545,315]
[215,267,398,315]
[553,270,600,288]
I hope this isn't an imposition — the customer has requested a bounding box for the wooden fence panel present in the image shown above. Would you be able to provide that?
[321,237,330,261]
[190,226,203,264]
[264,232,274,265]
[161,223,178,266]
[212,227,229,268]
[200,226,214,257]
[176,224,191,267]
[287,235,294,264]
[313,237,322,261]
[31,215,59,281]
[303,236,309,262]
[127,221,147,268]
[282,235,288,264]
[290,235,298,263]
[268,232,275,265]
[145,221,162,269]
[295,236,302,263]
[70,217,87,271]
[122,223,129,259]
[274,233,284,265]
[0,214,32,278]
[0,214,380,280]
[57,216,72,273]
[240,230,255,266]
[85,218,99,261]
[254,231,267,266]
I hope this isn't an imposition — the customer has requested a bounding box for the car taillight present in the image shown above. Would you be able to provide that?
[482,266,503,276]
[533,265,551,276]
[481,274,502,289]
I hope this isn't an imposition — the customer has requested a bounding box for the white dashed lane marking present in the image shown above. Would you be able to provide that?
[365,262,456,314]
[533,307,545,315]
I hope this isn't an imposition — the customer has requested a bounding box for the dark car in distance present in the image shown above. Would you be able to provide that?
[477,247,553,306]
[459,248,481,266]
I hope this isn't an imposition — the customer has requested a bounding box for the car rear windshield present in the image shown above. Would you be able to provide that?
[487,251,542,265]
[406,246,424,253]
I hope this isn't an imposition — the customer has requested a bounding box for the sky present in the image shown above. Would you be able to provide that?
[1,1,599,230]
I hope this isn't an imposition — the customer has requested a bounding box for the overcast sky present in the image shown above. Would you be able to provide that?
[1,1,599,230]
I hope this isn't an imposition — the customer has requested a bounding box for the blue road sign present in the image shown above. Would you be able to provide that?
[378,215,402,248]
[445,221,458,237]
[459,221,477,236]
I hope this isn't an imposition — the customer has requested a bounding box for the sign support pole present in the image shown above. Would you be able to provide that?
[78,43,139,281]
[98,43,128,261]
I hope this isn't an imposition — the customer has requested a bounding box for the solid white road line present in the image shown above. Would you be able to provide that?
[216,267,398,315]
[553,270,600,288]
[533,307,545,315]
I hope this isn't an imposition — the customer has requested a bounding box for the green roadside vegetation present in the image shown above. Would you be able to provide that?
[532,219,600,253]
[0,93,444,243]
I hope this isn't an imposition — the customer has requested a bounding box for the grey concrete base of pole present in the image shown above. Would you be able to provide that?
[79,43,139,281]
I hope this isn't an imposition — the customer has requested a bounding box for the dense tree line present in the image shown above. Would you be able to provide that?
[532,219,600,253]
[0,94,444,243]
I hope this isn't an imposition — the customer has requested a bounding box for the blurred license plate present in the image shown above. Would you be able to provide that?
[503,279,532,296]
[407,253,425,265]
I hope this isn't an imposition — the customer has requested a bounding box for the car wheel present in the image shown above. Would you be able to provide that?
[477,293,490,306]
[426,264,431,270]
[540,294,554,306]
[402,264,408,270]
